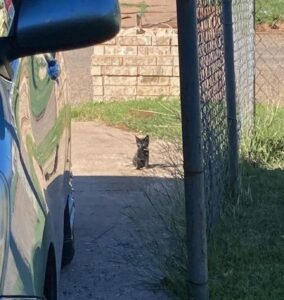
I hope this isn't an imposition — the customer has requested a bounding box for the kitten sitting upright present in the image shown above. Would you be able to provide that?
[133,135,149,169]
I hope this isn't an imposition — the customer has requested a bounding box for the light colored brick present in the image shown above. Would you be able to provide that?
[92,56,122,66]
[103,38,116,45]
[93,96,104,102]
[123,56,156,66]
[173,56,180,66]
[139,66,172,77]
[93,45,105,55]
[108,95,136,101]
[93,86,103,96]
[137,86,170,96]
[173,66,180,77]
[153,36,171,46]
[138,76,170,86]
[171,77,180,87]
[166,95,179,101]
[104,86,137,96]
[171,35,179,46]
[103,66,138,76]
[104,45,137,56]
[148,46,171,56]
[157,56,174,66]
[93,76,103,85]
[136,95,161,100]
[171,46,179,56]
[104,76,137,86]
[117,36,152,46]
[138,46,148,55]
[91,66,102,76]
[170,86,180,96]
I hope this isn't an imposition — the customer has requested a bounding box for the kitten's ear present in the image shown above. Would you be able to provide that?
[144,135,149,147]
[135,136,141,145]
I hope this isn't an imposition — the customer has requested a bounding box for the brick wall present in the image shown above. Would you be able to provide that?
[91,28,180,101]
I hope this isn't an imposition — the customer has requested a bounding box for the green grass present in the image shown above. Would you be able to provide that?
[72,100,284,299]
[243,104,284,166]
[209,162,284,299]
[209,101,284,298]
[256,0,284,25]
[72,99,181,141]
[121,1,149,14]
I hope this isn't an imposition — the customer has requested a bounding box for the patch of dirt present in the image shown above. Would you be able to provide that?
[256,22,284,32]
[121,1,284,31]
[129,109,155,118]
[121,0,176,28]
[113,123,133,132]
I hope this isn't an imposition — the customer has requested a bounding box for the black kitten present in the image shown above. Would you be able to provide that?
[133,135,149,169]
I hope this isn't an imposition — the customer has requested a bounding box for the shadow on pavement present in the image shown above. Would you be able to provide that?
[60,175,175,300]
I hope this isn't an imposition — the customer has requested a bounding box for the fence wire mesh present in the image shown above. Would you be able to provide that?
[233,0,255,136]
[197,1,229,234]
[196,0,255,234]
[255,32,284,106]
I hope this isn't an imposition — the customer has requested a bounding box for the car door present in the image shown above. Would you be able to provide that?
[0,52,71,296]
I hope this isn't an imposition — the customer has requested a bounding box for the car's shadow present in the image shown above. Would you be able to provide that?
[60,175,177,300]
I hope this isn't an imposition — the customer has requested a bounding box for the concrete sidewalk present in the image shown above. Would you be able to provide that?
[60,122,172,300]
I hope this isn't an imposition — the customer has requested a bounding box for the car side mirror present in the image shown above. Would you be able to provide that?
[0,0,120,60]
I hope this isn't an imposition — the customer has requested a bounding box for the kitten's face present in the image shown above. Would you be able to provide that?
[135,135,149,149]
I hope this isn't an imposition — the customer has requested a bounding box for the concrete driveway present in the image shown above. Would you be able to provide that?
[60,122,172,300]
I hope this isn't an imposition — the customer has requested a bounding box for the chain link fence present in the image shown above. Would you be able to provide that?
[255,32,284,106]
[188,0,284,236]
[233,0,255,136]
[195,0,255,234]
[197,1,229,234]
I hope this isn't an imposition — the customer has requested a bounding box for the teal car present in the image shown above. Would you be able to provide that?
[0,1,120,299]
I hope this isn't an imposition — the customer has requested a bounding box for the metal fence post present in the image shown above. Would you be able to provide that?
[253,0,256,132]
[222,0,240,193]
[176,1,209,299]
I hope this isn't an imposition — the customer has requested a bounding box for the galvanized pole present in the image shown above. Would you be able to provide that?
[222,0,240,193]
[176,1,209,299]
[253,0,256,133]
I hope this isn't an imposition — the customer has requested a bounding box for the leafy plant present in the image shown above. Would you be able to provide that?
[121,1,149,16]
[242,104,284,166]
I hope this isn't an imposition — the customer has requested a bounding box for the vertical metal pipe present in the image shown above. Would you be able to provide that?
[222,0,240,193]
[253,0,257,133]
[176,1,209,299]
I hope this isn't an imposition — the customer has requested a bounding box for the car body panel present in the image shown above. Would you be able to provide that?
[0,0,121,297]
[0,52,71,297]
